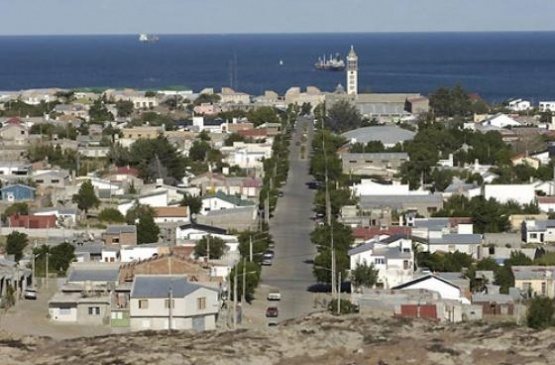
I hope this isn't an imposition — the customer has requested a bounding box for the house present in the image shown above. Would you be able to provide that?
[201,191,256,215]
[484,184,536,206]
[339,152,409,177]
[507,99,531,112]
[512,266,555,298]
[537,197,555,214]
[472,286,515,316]
[0,122,28,144]
[0,163,30,177]
[348,235,415,289]
[175,222,232,241]
[340,126,416,148]
[0,184,35,202]
[74,243,103,262]
[34,207,79,227]
[102,225,137,247]
[219,141,273,170]
[359,194,443,218]
[119,253,213,283]
[521,219,555,244]
[392,274,470,303]
[351,179,428,197]
[32,170,70,188]
[129,275,219,331]
[480,113,522,128]
[117,190,169,216]
[511,154,541,169]
[153,206,189,224]
[425,232,483,259]
[120,244,168,263]
[539,101,555,112]
[9,214,57,229]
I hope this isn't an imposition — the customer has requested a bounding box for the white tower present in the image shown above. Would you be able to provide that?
[346,45,358,95]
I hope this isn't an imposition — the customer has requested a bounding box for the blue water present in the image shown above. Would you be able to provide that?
[0,32,554,103]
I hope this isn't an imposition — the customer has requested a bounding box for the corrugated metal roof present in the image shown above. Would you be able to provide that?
[130,275,217,298]
[105,225,136,234]
[67,267,120,283]
[429,234,482,245]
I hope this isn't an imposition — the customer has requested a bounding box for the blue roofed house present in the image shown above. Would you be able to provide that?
[129,275,219,331]
[0,184,35,202]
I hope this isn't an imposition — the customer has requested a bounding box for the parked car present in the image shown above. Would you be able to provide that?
[264,250,275,259]
[267,290,281,301]
[278,191,284,197]
[24,288,37,300]
[266,306,279,318]
[262,258,273,266]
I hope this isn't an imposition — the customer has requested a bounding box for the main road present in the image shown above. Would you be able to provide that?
[260,116,319,321]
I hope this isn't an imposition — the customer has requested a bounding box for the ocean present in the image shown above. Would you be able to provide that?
[0,32,554,103]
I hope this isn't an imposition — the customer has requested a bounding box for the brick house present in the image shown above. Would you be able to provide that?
[102,225,137,247]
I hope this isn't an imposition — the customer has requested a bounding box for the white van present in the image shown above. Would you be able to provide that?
[267,291,281,301]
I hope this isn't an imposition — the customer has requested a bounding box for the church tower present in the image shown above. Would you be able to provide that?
[346,45,358,95]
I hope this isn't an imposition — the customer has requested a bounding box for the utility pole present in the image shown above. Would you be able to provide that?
[31,254,35,288]
[207,235,210,261]
[322,118,336,299]
[168,280,173,330]
[242,258,246,307]
[337,272,341,315]
[249,235,253,262]
[45,253,49,289]
[233,265,238,330]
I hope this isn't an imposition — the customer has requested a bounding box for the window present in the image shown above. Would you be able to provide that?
[59,306,72,315]
[138,299,149,309]
[374,258,386,265]
[403,260,410,270]
[164,299,175,309]
[35,179,44,184]
[88,306,100,316]
[530,233,538,239]
[51,179,59,184]
[427,207,438,213]
[112,237,120,244]
[542,282,547,295]
[197,297,206,310]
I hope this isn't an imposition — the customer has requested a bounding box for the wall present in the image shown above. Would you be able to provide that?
[76,302,110,325]
[484,184,535,205]
[49,305,78,322]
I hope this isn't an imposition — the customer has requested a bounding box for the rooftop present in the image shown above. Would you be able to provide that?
[341,126,416,146]
[130,275,217,298]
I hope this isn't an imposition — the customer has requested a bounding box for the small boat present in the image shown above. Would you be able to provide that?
[279,59,284,66]
[139,33,159,43]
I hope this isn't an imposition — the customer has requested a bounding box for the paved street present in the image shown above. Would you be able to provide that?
[258,117,320,322]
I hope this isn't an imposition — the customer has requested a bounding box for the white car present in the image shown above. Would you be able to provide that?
[24,288,37,300]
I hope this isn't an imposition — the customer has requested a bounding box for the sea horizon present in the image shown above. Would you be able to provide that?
[1,32,555,103]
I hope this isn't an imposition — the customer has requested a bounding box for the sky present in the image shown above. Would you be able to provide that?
[2,0,555,35]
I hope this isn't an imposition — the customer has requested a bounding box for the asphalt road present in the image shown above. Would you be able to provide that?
[260,116,319,321]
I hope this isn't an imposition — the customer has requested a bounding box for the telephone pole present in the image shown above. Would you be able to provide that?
[233,266,238,330]
[168,280,173,330]
[249,235,253,262]
[322,118,336,298]
[242,258,246,306]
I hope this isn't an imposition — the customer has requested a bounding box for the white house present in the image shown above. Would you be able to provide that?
[101,247,120,263]
[121,244,161,263]
[350,179,428,197]
[507,99,531,112]
[348,235,414,289]
[537,196,555,214]
[76,177,124,196]
[201,191,255,215]
[480,114,522,128]
[425,232,483,259]
[484,184,536,206]
[129,275,219,331]
[175,223,235,242]
[540,101,555,112]
[521,219,555,244]
[118,190,169,216]
[392,275,469,303]
[219,142,273,170]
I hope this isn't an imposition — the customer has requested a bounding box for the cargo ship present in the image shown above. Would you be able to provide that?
[314,53,345,71]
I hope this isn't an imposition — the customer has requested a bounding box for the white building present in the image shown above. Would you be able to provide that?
[220,142,273,170]
[121,244,161,262]
[507,99,531,112]
[480,114,521,128]
[540,101,555,112]
[521,219,555,244]
[117,190,169,216]
[392,275,470,303]
[348,235,414,289]
[129,275,219,331]
[350,179,428,197]
[484,184,536,206]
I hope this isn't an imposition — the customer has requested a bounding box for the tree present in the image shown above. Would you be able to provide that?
[194,235,226,259]
[136,212,160,244]
[125,202,156,224]
[144,91,157,98]
[98,208,125,223]
[527,297,555,329]
[6,231,28,262]
[351,262,379,288]
[326,100,363,132]
[89,99,114,122]
[72,180,100,214]
[189,141,212,162]
[313,248,350,284]
[198,130,211,141]
[2,202,29,221]
[193,93,221,106]
[429,84,472,118]
[246,106,280,126]
[180,194,202,216]
[229,260,261,301]
[224,133,246,146]
[115,100,134,118]
[33,242,75,277]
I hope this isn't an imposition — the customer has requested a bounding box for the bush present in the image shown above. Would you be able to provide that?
[527,297,555,329]
[328,299,359,315]
[98,208,125,223]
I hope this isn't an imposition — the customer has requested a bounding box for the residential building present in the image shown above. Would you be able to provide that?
[511,154,541,169]
[480,113,522,128]
[341,126,415,148]
[117,190,169,216]
[359,194,443,218]
[537,197,555,213]
[507,99,531,112]
[539,101,555,112]
[201,191,256,215]
[484,184,536,206]
[512,266,555,298]
[425,232,483,259]
[1,184,35,202]
[119,253,212,283]
[351,179,428,197]
[521,219,555,244]
[392,274,470,303]
[348,235,414,289]
[34,208,78,227]
[102,225,138,247]
[153,206,189,224]
[32,170,70,188]
[129,275,219,331]
[340,152,408,177]
[0,123,28,144]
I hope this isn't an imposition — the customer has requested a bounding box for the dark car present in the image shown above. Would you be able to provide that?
[266,306,279,318]
[278,191,284,197]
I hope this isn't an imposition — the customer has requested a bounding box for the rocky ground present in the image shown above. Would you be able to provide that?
[0,313,553,365]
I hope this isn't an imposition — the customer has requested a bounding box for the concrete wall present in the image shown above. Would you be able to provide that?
[76,302,110,325]
[49,305,78,322]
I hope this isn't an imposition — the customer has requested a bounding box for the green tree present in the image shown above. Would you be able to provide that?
[527,297,555,329]
[326,100,362,132]
[2,202,29,221]
[98,208,125,223]
[229,260,261,301]
[189,140,212,162]
[6,231,28,262]
[136,212,160,244]
[125,202,156,224]
[194,235,226,259]
[33,242,75,276]
[180,194,203,216]
[89,99,114,122]
[310,222,354,251]
[313,248,350,284]
[144,91,157,97]
[72,180,100,214]
[429,84,472,118]
[247,106,280,126]
[351,261,379,288]
[116,100,134,118]
[198,130,211,141]
[224,133,246,146]
[193,93,221,106]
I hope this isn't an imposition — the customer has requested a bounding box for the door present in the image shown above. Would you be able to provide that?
[192,316,205,332]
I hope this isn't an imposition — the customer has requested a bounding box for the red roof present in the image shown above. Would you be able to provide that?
[352,227,412,241]
[537,197,555,204]
[5,117,22,125]
[242,178,262,188]
[115,166,139,177]
[9,215,56,229]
